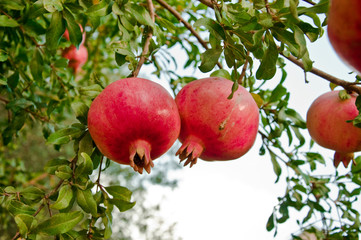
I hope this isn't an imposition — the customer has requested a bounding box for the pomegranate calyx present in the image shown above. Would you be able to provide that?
[129,140,154,174]
[334,152,355,168]
[176,138,204,168]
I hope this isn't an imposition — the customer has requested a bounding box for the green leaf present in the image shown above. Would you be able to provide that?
[28,1,47,19]
[0,49,8,62]
[43,0,63,12]
[210,69,232,80]
[30,48,44,81]
[351,156,361,174]
[194,17,226,40]
[7,200,36,216]
[301,51,313,72]
[36,211,84,235]
[78,84,103,98]
[256,32,278,80]
[78,132,93,157]
[4,186,16,193]
[44,158,70,174]
[266,213,275,231]
[198,48,223,73]
[76,189,97,216]
[269,84,287,103]
[128,3,154,27]
[108,198,135,212]
[55,165,73,180]
[110,41,135,58]
[21,186,45,202]
[86,0,112,17]
[0,15,19,27]
[258,12,273,28]
[47,125,85,145]
[71,102,89,124]
[51,184,74,210]
[46,11,66,54]
[270,151,281,183]
[293,25,307,58]
[54,58,69,68]
[75,152,94,177]
[15,214,37,238]
[0,0,25,10]
[105,186,132,201]
[63,8,83,48]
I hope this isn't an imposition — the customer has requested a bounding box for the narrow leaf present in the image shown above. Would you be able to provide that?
[199,48,223,73]
[36,211,84,235]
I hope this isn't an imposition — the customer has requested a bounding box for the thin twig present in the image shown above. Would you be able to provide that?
[156,0,222,69]
[280,52,361,94]
[238,51,250,84]
[11,179,64,240]
[156,0,207,49]
[132,0,155,77]
[302,0,316,5]
[198,0,214,8]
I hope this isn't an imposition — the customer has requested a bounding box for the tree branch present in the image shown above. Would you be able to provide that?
[302,0,316,5]
[132,0,155,77]
[281,52,361,94]
[198,0,214,8]
[156,0,222,69]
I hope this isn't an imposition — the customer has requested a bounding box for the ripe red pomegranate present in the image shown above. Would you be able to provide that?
[327,0,361,74]
[175,77,259,167]
[306,90,361,167]
[62,45,88,73]
[87,77,181,174]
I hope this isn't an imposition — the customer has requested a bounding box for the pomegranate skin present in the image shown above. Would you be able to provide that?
[175,77,259,167]
[306,91,361,167]
[87,77,181,174]
[62,45,88,73]
[327,0,361,74]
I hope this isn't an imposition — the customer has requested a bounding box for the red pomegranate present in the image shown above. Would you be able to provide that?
[306,90,361,167]
[87,77,181,174]
[62,45,88,73]
[175,77,259,167]
[327,0,361,74]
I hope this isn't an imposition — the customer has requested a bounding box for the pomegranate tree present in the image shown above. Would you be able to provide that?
[87,77,181,174]
[327,0,361,74]
[175,77,259,167]
[306,90,361,167]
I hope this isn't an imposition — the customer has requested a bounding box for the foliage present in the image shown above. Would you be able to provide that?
[0,0,361,239]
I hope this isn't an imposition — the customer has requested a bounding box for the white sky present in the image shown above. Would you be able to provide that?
[137,30,360,240]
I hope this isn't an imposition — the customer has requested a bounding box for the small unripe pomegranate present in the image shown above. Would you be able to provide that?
[87,77,181,174]
[62,45,88,73]
[327,0,361,74]
[175,77,259,167]
[306,90,361,167]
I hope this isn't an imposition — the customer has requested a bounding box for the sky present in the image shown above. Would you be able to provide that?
[137,26,360,240]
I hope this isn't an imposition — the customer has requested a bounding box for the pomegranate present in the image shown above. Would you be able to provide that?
[175,77,259,167]
[62,45,88,73]
[306,90,361,167]
[87,77,181,174]
[327,0,361,74]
